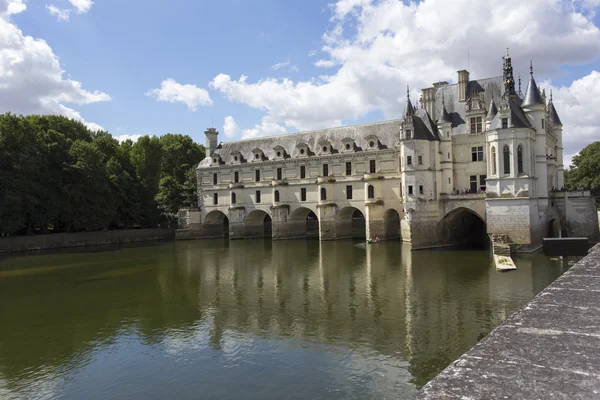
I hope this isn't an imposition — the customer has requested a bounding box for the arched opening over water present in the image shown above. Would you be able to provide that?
[244,210,272,238]
[384,209,401,240]
[203,211,230,238]
[437,207,487,249]
[337,207,366,240]
[289,207,319,239]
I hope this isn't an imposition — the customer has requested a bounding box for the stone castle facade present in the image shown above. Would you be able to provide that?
[180,53,599,251]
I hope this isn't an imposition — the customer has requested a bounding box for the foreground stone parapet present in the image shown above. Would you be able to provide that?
[416,244,600,399]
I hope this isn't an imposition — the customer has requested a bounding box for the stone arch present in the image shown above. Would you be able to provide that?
[289,206,319,239]
[437,207,487,249]
[383,208,401,240]
[244,209,272,239]
[203,210,230,238]
[336,206,366,239]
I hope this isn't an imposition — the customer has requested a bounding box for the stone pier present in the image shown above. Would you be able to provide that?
[417,244,600,399]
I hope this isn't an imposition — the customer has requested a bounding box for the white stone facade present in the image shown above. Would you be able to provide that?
[186,54,599,251]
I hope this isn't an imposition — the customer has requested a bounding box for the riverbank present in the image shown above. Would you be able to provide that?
[0,229,175,254]
[417,244,600,399]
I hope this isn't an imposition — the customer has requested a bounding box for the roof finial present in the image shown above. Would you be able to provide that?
[530,60,533,76]
[550,89,553,102]
[518,74,522,96]
[407,85,410,99]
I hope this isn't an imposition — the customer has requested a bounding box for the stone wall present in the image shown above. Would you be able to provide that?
[0,229,174,254]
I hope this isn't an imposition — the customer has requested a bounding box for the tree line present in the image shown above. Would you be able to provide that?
[565,141,600,200]
[0,113,205,235]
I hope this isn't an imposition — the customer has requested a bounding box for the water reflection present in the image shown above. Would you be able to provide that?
[0,240,566,399]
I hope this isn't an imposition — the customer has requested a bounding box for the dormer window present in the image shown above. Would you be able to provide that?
[365,134,380,150]
[296,143,309,158]
[501,118,508,129]
[317,139,332,155]
[211,154,222,165]
[341,137,355,153]
[251,148,265,162]
[405,130,412,139]
[273,145,286,160]
[230,151,243,164]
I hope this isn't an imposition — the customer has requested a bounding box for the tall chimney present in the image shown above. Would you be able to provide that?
[457,70,469,102]
[204,128,219,155]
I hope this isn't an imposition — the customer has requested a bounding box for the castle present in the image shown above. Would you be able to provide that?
[179,53,599,252]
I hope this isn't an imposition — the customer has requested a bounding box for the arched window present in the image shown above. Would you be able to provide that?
[503,145,510,175]
[491,146,497,175]
[231,192,236,204]
[274,190,280,203]
[320,187,327,201]
[517,144,524,174]
[367,185,375,199]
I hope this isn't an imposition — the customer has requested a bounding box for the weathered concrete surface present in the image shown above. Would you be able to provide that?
[417,244,600,400]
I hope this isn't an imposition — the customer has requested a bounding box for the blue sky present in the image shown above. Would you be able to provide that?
[2,0,600,162]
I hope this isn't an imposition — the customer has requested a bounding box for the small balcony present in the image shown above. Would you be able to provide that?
[363,172,384,181]
[317,176,336,184]
[229,183,245,189]
[271,180,289,187]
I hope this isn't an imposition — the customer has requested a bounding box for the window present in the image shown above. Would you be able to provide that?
[406,130,412,139]
[276,167,282,181]
[322,146,328,152]
[323,164,329,177]
[407,156,412,166]
[470,116,483,133]
[301,188,306,201]
[369,141,375,147]
[491,147,497,175]
[300,165,306,179]
[255,170,260,182]
[274,190,280,202]
[448,177,451,184]
[231,192,236,204]
[502,118,508,129]
[346,185,353,200]
[234,171,239,183]
[517,145,523,174]
[448,152,450,160]
[320,187,327,201]
[276,151,281,157]
[255,153,260,159]
[470,175,477,192]
[408,185,413,195]
[346,162,352,176]
[345,143,351,150]
[368,185,375,199]
[503,145,510,175]
[213,173,217,185]
[419,185,424,195]
[369,160,376,174]
[256,190,261,203]
[479,175,487,191]
[541,119,545,129]
[471,146,484,162]
[300,148,305,155]
[446,131,449,138]
[213,193,218,205]
[418,156,423,165]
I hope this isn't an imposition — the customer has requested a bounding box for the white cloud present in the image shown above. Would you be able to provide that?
[145,78,213,111]
[0,1,109,131]
[211,0,600,158]
[46,5,70,21]
[542,71,600,168]
[115,134,143,143]
[271,59,290,70]
[223,115,240,138]
[68,0,93,14]
[223,116,286,140]
[308,50,317,57]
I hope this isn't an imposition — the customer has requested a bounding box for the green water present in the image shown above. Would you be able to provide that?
[0,240,567,399]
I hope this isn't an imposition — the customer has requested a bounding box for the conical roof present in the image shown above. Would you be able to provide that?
[438,96,451,124]
[548,92,562,126]
[487,97,498,120]
[403,86,415,121]
[522,61,544,107]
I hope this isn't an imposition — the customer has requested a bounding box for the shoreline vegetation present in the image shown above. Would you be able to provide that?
[0,113,205,238]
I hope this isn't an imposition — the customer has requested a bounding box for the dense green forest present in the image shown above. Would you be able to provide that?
[0,113,205,235]
[565,141,600,199]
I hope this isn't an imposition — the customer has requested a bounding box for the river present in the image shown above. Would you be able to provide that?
[0,239,567,399]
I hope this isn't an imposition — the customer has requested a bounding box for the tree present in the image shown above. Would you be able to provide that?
[565,141,600,198]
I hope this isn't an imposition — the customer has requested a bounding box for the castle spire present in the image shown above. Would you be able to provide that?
[518,74,523,97]
[502,49,516,99]
[486,96,498,120]
[403,85,415,120]
[522,60,544,107]
[548,89,563,126]
[438,93,451,123]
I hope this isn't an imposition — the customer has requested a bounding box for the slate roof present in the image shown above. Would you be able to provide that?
[548,100,563,126]
[522,74,544,107]
[433,76,504,135]
[199,119,401,167]
[408,109,441,141]
[488,96,533,129]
